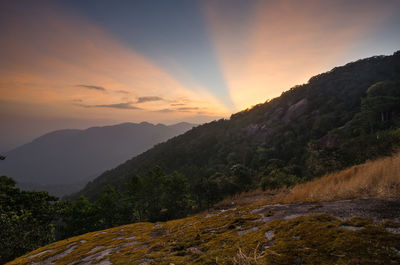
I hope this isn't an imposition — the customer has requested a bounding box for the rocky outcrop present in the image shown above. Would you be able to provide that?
[9,198,400,265]
[282,98,308,123]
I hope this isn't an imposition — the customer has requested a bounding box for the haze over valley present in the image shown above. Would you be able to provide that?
[0,122,194,196]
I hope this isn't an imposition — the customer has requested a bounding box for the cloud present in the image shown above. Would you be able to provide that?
[156,108,175,113]
[78,102,141,110]
[171,103,186,106]
[154,106,201,113]
[155,106,200,113]
[115,90,130,94]
[95,103,140,109]
[76,84,106,91]
[178,107,199,111]
[136,96,163,103]
[153,106,206,114]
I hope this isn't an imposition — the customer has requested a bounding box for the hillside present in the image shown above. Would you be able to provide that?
[0,122,195,196]
[77,51,400,200]
[9,154,400,265]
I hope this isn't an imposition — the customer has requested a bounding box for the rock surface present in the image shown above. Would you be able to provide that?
[8,198,400,265]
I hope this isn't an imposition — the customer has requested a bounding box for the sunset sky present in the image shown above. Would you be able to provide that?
[1,0,400,151]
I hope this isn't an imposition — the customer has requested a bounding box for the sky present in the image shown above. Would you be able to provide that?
[1,0,400,151]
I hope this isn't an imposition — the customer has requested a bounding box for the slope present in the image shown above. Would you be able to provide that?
[9,153,400,265]
[77,51,400,200]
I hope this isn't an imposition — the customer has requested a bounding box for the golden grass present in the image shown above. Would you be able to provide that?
[233,243,266,265]
[214,189,274,209]
[215,152,400,208]
[274,152,400,204]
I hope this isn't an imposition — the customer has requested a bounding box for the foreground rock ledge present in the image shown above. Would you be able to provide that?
[8,198,400,265]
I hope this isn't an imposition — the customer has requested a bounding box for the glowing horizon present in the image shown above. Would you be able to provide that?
[1,0,400,150]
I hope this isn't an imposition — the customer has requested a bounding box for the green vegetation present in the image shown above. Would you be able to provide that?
[9,205,400,265]
[261,215,400,265]
[0,176,58,264]
[58,167,193,239]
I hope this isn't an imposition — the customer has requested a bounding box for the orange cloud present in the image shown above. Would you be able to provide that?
[203,0,397,110]
[0,2,229,124]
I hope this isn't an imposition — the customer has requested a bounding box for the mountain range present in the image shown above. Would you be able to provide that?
[0,122,195,196]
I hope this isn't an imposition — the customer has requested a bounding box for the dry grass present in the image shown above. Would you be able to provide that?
[214,188,292,209]
[233,243,266,265]
[274,152,400,204]
[216,152,400,208]
[214,189,272,209]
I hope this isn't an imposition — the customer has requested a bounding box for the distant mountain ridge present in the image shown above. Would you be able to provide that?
[0,122,195,196]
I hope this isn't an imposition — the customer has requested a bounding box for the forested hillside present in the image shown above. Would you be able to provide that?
[77,51,400,203]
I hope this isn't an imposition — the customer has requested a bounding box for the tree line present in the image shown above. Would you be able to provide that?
[1,164,257,263]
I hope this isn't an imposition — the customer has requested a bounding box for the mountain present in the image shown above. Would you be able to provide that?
[0,122,195,196]
[76,51,400,201]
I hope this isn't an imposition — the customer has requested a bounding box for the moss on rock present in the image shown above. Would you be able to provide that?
[7,200,400,265]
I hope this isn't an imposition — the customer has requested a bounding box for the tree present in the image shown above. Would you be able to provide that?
[125,174,144,221]
[258,159,300,190]
[230,164,252,190]
[58,196,97,238]
[161,171,190,219]
[0,176,58,264]
[95,186,125,229]
[210,172,238,198]
[141,166,167,221]
[360,81,400,132]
